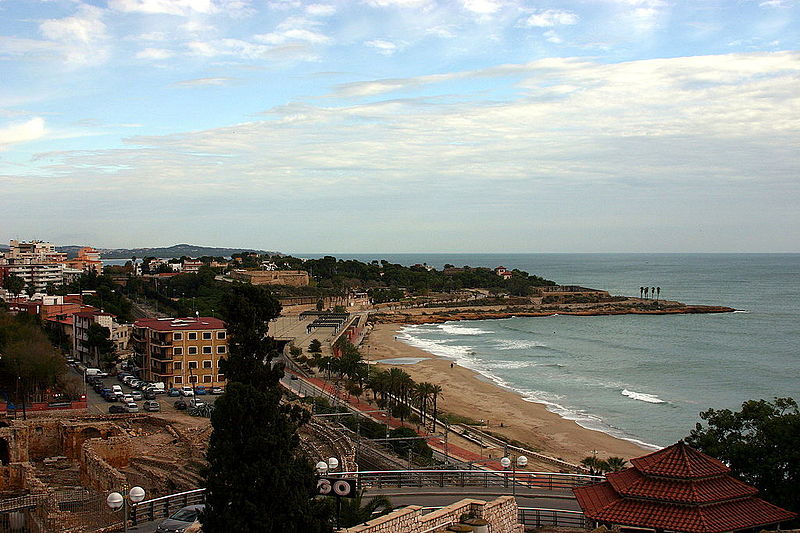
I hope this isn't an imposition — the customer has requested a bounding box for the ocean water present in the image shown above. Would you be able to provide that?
[332,253,800,448]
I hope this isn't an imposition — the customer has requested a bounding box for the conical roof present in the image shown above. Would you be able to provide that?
[573,441,797,533]
[630,440,729,479]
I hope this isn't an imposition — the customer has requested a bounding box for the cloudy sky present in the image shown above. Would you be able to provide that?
[1,0,798,253]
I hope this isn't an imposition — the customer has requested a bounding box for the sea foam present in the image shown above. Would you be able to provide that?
[621,389,665,404]
[437,323,492,335]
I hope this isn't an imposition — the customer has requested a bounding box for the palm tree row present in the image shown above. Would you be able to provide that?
[639,286,661,300]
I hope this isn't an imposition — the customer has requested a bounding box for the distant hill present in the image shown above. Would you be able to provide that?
[58,244,278,259]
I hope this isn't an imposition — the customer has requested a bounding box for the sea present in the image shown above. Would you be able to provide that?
[317,253,800,449]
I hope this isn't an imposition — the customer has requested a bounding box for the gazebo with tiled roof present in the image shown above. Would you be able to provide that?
[573,441,796,533]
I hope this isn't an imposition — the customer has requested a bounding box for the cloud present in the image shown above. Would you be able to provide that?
[173,77,237,86]
[365,39,403,55]
[186,38,319,61]
[38,4,109,65]
[461,0,502,14]
[108,0,218,16]
[255,29,330,45]
[136,47,175,60]
[522,9,578,27]
[363,0,431,7]
[0,117,47,149]
[305,4,336,16]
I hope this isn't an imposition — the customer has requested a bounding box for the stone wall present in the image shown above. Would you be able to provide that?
[341,496,523,533]
[79,436,130,491]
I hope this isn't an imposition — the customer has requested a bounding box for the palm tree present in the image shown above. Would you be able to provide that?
[337,490,392,528]
[643,286,649,299]
[430,384,443,431]
[651,287,655,300]
[604,457,628,472]
[656,287,661,301]
[639,286,644,298]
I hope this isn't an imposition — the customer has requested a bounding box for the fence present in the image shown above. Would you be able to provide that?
[0,488,123,533]
[129,488,205,525]
[334,469,601,492]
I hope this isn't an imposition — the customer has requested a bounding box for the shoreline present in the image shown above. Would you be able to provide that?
[365,323,653,466]
[371,303,736,325]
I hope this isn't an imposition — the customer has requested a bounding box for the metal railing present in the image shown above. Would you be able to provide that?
[518,507,589,528]
[420,506,589,529]
[129,488,205,525]
[331,469,601,492]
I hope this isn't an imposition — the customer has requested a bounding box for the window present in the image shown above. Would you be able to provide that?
[202,332,212,340]
[203,360,212,369]
[217,331,226,339]
[203,375,212,383]
[173,332,183,341]
[202,346,212,354]
[173,362,182,370]
[174,376,183,384]
[188,332,197,340]
[189,375,198,383]
[188,346,197,355]
[173,347,183,356]
[217,374,226,382]
[188,361,198,370]
[217,345,226,354]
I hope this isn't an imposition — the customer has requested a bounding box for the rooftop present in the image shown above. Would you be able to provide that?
[134,317,226,331]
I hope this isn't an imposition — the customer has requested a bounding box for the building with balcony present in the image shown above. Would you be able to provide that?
[133,317,228,389]
[73,310,130,367]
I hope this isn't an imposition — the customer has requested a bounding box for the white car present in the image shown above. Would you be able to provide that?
[181,386,195,397]
[125,402,139,413]
[112,385,123,397]
[189,398,205,408]
[123,394,134,403]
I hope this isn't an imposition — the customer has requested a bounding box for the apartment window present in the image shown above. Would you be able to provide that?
[188,361,198,370]
[202,346,212,354]
[203,360,212,369]
[188,346,198,355]
[217,346,226,354]
[189,375,198,384]
[173,332,183,341]
[173,362,182,370]
[174,376,183,384]
[202,332,212,340]
[188,332,197,340]
[217,331,226,339]
[217,374,226,382]
[173,347,183,356]
[203,375,212,383]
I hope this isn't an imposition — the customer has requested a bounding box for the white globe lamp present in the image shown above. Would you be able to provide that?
[106,492,124,510]
[129,486,146,503]
[327,457,339,471]
[316,461,328,474]
[516,455,528,468]
[500,457,511,469]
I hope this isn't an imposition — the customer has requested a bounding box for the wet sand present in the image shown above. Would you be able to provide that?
[365,323,651,466]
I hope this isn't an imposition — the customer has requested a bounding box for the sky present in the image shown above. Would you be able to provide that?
[0,0,798,253]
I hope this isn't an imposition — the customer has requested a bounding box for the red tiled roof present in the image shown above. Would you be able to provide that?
[631,440,729,479]
[73,310,115,318]
[606,467,756,504]
[574,481,796,533]
[134,317,226,331]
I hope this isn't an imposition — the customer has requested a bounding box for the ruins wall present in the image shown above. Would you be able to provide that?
[79,436,130,491]
[341,496,523,533]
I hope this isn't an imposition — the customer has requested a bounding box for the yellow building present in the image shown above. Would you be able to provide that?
[133,317,228,389]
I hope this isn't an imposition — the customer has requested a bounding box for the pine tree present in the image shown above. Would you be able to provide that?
[201,284,331,532]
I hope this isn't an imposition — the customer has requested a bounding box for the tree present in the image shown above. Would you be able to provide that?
[686,397,800,514]
[603,457,627,472]
[309,338,322,354]
[3,275,25,298]
[85,323,115,368]
[202,285,331,532]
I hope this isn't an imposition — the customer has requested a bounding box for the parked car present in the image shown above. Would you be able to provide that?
[112,385,123,396]
[108,405,126,414]
[181,386,194,397]
[194,386,207,396]
[123,394,134,403]
[143,400,160,412]
[143,390,157,400]
[131,391,143,401]
[125,402,139,413]
[103,392,118,402]
[155,504,205,533]
[117,372,130,382]
[188,398,205,409]
[210,387,224,395]
[174,400,187,410]
[168,388,181,397]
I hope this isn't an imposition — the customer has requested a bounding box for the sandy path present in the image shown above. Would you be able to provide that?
[364,323,651,466]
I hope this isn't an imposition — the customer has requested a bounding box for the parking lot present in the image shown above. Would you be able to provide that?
[75,367,221,417]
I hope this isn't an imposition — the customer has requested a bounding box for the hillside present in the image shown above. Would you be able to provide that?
[58,244,278,259]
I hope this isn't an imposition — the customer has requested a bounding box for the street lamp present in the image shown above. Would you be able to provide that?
[327,457,339,472]
[106,486,146,533]
[501,455,528,496]
[316,461,328,475]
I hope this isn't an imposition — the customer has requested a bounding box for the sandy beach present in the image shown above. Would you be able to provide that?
[365,323,651,466]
